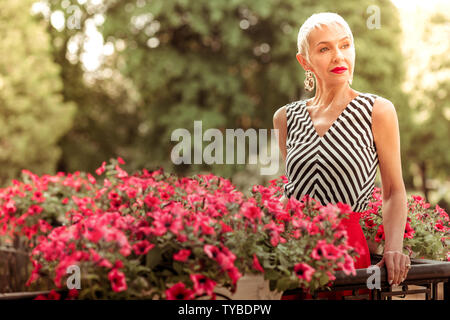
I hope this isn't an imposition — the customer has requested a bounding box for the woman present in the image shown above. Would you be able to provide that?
[273,12,411,299]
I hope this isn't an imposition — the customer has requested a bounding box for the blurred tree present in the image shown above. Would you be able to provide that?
[31,0,143,174]
[37,0,407,189]
[403,12,450,202]
[99,0,407,180]
[0,0,75,185]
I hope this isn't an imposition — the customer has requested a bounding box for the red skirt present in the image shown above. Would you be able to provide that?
[281,212,371,300]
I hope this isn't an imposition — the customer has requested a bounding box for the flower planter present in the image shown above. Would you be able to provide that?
[208,274,283,300]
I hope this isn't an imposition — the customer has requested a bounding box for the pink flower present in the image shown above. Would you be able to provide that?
[132,240,154,255]
[190,274,216,296]
[152,213,183,236]
[252,254,264,273]
[173,249,191,262]
[144,195,161,209]
[323,244,342,260]
[108,269,127,292]
[339,254,356,276]
[336,202,352,216]
[240,201,263,221]
[294,263,315,282]
[204,244,220,259]
[28,205,43,216]
[38,219,52,233]
[166,282,194,300]
[95,161,106,175]
[311,240,328,260]
[264,221,284,246]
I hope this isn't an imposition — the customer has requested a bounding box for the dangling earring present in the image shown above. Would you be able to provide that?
[304,70,315,92]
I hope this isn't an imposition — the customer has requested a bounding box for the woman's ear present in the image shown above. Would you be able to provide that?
[296,53,310,71]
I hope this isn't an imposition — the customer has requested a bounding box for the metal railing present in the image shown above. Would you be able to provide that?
[1,248,449,300]
[283,254,450,300]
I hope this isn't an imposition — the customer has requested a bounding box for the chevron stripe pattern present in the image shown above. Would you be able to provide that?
[283,93,379,213]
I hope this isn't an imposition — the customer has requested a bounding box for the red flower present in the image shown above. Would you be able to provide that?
[294,263,315,282]
[132,240,154,255]
[36,289,61,300]
[32,191,45,203]
[252,254,264,273]
[226,266,242,286]
[166,282,194,300]
[108,269,127,292]
[434,223,445,232]
[95,161,106,175]
[219,221,233,233]
[190,274,216,296]
[66,289,79,300]
[365,218,376,229]
[404,222,415,239]
[144,195,160,209]
[173,249,191,262]
[28,205,43,216]
[375,225,385,243]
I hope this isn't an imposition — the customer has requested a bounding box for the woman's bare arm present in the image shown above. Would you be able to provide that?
[372,97,409,286]
[273,106,288,207]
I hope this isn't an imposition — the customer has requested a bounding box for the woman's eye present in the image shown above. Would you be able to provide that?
[320,47,328,52]
[342,43,350,49]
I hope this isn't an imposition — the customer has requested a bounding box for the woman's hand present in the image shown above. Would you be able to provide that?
[375,250,411,286]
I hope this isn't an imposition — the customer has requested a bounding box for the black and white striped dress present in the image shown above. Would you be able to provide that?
[283,93,379,213]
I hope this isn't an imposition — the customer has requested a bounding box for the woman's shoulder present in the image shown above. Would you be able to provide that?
[365,93,396,113]
[358,92,393,106]
[273,99,305,119]
[369,95,398,133]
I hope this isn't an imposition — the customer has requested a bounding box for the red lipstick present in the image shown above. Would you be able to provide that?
[331,67,347,74]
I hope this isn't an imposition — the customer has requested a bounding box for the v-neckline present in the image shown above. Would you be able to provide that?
[303,94,362,139]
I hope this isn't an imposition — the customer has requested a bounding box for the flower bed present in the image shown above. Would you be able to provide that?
[360,188,449,261]
[0,159,448,300]
[0,159,360,299]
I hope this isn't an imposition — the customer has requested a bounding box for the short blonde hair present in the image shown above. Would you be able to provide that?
[297,12,354,64]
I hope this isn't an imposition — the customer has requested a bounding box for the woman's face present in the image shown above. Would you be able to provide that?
[298,23,355,86]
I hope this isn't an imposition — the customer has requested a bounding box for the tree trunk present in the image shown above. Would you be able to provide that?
[419,161,429,202]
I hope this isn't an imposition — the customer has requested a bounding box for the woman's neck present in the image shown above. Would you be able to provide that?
[307,82,358,109]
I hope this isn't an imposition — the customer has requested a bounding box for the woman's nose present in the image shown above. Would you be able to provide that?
[333,47,345,61]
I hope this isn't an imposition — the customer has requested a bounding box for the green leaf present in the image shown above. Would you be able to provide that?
[146,246,162,269]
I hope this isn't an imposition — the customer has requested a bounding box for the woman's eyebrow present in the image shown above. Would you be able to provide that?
[315,36,350,47]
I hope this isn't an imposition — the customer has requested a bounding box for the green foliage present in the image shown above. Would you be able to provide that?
[44,0,407,183]
[361,188,449,261]
[0,0,75,185]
